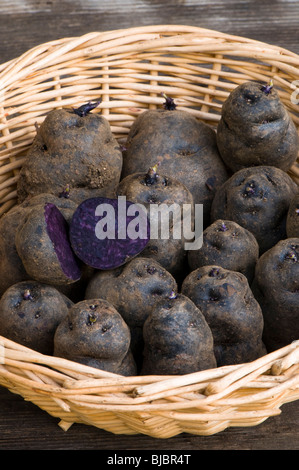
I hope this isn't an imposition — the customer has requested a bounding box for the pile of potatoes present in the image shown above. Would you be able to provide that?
[0,82,298,376]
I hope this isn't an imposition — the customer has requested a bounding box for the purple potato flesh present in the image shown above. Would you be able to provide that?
[69,197,150,270]
[44,203,82,281]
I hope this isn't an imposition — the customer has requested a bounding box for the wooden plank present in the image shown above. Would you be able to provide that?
[0,0,298,65]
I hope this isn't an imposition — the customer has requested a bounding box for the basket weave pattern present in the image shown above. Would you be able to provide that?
[0,25,299,437]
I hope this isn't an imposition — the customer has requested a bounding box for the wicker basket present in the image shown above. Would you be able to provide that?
[0,25,299,438]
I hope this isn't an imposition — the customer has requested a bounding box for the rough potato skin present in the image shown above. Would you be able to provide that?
[15,202,81,286]
[85,257,177,367]
[54,298,136,376]
[286,193,299,237]
[0,205,31,296]
[85,257,177,328]
[118,170,194,208]
[216,80,299,172]
[0,281,73,355]
[251,238,299,352]
[117,170,194,277]
[20,192,78,224]
[181,266,266,366]
[17,108,123,204]
[122,108,228,226]
[188,219,259,284]
[210,165,298,254]
[141,293,216,375]
[0,193,78,296]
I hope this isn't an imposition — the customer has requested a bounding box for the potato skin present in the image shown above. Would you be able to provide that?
[15,202,81,286]
[0,281,73,355]
[117,170,194,277]
[181,266,266,366]
[216,80,299,172]
[54,298,136,376]
[286,193,299,238]
[251,238,299,352]
[118,170,194,208]
[122,108,228,226]
[0,193,78,296]
[17,108,123,204]
[85,257,177,365]
[20,192,78,224]
[210,165,298,254]
[141,293,216,375]
[188,219,259,284]
[0,205,31,296]
[85,257,177,328]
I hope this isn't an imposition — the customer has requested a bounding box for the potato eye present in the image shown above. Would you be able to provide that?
[101,324,112,333]
[209,289,221,301]
[87,313,97,325]
[23,289,33,300]
[146,265,157,275]
[209,267,220,277]
[285,251,298,262]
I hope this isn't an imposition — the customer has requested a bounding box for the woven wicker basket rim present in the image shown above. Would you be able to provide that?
[0,25,299,438]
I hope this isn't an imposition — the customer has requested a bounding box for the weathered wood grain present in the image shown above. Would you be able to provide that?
[0,0,298,65]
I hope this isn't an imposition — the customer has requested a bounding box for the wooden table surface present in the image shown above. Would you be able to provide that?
[0,0,299,451]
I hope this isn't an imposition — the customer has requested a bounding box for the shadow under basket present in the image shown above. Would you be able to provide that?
[0,25,299,438]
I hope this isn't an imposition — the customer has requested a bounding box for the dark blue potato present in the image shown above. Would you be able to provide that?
[17,108,123,205]
[0,281,73,355]
[122,107,228,227]
[69,197,150,270]
[15,202,82,285]
[216,80,299,172]
[210,165,298,254]
[20,192,78,224]
[286,193,299,237]
[251,238,299,352]
[0,194,78,295]
[0,204,31,296]
[54,299,137,376]
[181,265,266,366]
[188,219,259,284]
[141,293,216,375]
[85,257,177,369]
[19,194,93,301]
[117,167,194,278]
[0,193,89,300]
